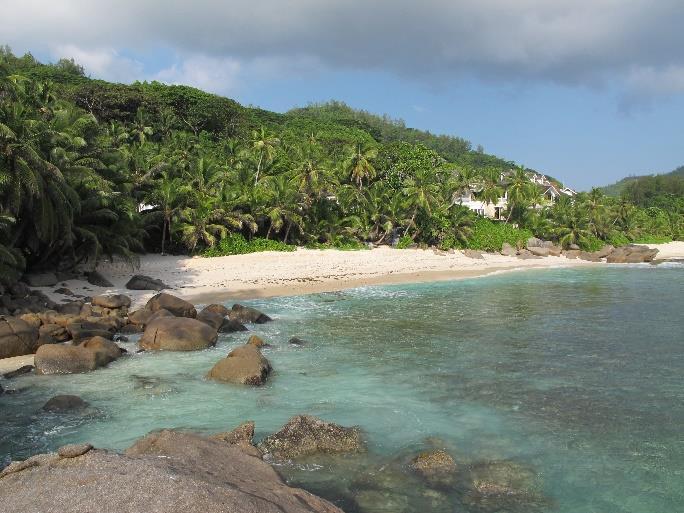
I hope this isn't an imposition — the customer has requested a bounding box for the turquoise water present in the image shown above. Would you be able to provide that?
[1,265,683,512]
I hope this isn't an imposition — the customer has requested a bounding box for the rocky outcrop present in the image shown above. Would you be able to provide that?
[0,430,343,513]
[210,421,256,447]
[258,415,365,459]
[42,395,90,412]
[91,294,131,309]
[288,336,307,346]
[0,316,39,358]
[146,293,197,318]
[207,343,271,385]
[606,245,658,263]
[34,341,122,375]
[229,304,272,324]
[139,317,217,351]
[125,274,168,291]
[127,308,154,326]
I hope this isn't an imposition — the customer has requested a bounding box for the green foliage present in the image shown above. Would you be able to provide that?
[203,233,295,257]
[305,238,368,250]
[465,219,532,252]
[396,235,414,249]
[632,235,673,244]
[578,235,604,252]
[606,232,630,247]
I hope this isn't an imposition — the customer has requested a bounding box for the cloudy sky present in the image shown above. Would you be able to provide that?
[2,0,683,188]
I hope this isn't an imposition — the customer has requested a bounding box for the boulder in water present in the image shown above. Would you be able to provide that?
[207,344,271,385]
[409,449,458,488]
[146,293,197,318]
[202,304,230,317]
[139,317,217,351]
[35,341,121,375]
[229,304,272,324]
[219,318,248,333]
[258,415,365,459]
[42,395,90,412]
[196,309,225,330]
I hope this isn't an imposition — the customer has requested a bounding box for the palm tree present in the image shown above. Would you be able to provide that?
[505,166,536,223]
[259,174,303,241]
[251,127,280,185]
[345,143,377,189]
[144,173,188,255]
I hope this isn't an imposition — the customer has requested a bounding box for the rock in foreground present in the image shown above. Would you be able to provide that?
[146,293,197,318]
[0,317,39,359]
[0,430,343,513]
[139,317,217,351]
[258,415,365,459]
[34,341,122,374]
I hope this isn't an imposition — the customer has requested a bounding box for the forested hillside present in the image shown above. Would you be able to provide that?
[1,48,682,287]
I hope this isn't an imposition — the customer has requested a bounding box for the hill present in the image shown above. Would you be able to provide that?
[600,165,684,197]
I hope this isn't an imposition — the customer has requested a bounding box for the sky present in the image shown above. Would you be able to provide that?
[2,0,683,190]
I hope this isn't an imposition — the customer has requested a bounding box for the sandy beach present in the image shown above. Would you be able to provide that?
[28,242,682,309]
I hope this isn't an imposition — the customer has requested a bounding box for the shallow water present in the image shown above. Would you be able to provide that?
[1,265,683,512]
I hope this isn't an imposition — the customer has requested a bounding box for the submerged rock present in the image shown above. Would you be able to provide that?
[139,317,217,351]
[258,415,365,459]
[3,365,34,379]
[42,395,90,412]
[146,293,197,318]
[288,336,307,346]
[409,449,458,488]
[0,430,343,513]
[207,343,271,385]
[229,304,272,324]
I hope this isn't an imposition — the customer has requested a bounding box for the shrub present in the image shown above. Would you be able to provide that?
[396,235,414,249]
[631,235,673,244]
[202,233,295,257]
[306,238,368,250]
[465,219,532,252]
[578,235,604,252]
[606,232,630,247]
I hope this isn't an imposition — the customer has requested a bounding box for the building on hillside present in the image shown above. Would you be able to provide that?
[455,189,508,220]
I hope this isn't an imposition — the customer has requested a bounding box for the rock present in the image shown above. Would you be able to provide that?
[19,313,42,329]
[3,365,34,379]
[127,308,154,326]
[202,304,230,317]
[210,421,256,446]
[81,337,122,366]
[42,395,90,412]
[409,450,458,488]
[34,342,120,375]
[92,294,131,309]
[23,272,58,287]
[196,309,225,330]
[607,245,658,263]
[125,274,168,291]
[562,249,581,259]
[219,318,248,333]
[500,243,517,256]
[568,243,580,250]
[87,271,114,287]
[53,287,74,296]
[0,316,39,358]
[528,246,550,257]
[56,300,84,316]
[229,304,272,324]
[463,460,549,513]
[578,251,602,262]
[516,249,542,260]
[67,321,115,343]
[0,431,343,513]
[39,323,70,342]
[594,244,615,258]
[118,324,143,334]
[57,443,93,458]
[247,335,267,348]
[207,344,271,385]
[146,293,197,318]
[526,237,544,248]
[139,317,217,351]
[258,415,365,459]
[463,249,484,259]
[547,245,562,256]
[289,337,306,346]
[9,282,30,297]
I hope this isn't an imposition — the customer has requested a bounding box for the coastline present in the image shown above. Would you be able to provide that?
[39,246,608,308]
[31,242,684,308]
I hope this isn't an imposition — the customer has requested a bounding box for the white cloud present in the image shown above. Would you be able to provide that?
[51,45,143,83]
[2,0,684,97]
[154,55,242,95]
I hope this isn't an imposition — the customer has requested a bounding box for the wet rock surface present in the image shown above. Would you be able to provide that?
[139,317,217,351]
[229,303,272,324]
[207,343,271,385]
[258,415,365,460]
[0,430,343,513]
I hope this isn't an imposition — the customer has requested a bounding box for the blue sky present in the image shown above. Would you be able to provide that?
[3,0,683,190]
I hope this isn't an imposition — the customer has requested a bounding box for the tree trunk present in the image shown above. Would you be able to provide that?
[161,216,167,255]
[284,221,292,243]
[266,223,272,240]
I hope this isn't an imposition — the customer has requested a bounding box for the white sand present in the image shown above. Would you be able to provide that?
[34,247,606,309]
[641,241,684,260]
